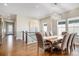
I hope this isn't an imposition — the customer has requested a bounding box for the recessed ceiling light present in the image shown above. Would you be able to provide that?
[4,3,8,6]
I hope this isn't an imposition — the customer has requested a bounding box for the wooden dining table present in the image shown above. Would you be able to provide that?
[43,35,63,43]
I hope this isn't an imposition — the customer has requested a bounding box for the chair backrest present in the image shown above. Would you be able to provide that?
[66,33,77,54]
[61,33,70,50]
[45,32,49,36]
[49,32,53,36]
[67,33,74,53]
[70,33,77,50]
[49,32,51,36]
[62,32,67,35]
[45,32,47,36]
[35,32,43,48]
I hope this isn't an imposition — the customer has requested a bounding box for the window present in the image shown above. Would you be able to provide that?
[68,18,79,35]
[43,23,47,32]
[57,20,66,35]
[57,17,79,36]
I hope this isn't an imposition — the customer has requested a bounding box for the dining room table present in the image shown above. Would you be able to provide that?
[43,35,63,44]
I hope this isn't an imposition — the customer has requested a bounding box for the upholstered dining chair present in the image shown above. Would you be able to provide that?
[52,33,71,54]
[66,33,74,54]
[70,33,77,51]
[67,33,77,54]
[45,32,49,36]
[49,32,53,36]
[62,32,67,35]
[35,32,52,55]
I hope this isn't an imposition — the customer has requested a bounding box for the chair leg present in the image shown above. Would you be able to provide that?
[62,49,67,55]
[70,47,72,55]
[74,44,75,50]
[70,45,75,55]
[61,51,64,54]
[66,48,70,55]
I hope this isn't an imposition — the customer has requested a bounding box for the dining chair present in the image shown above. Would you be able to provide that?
[68,33,77,54]
[61,33,71,52]
[35,32,52,55]
[45,32,49,36]
[67,33,74,54]
[52,33,71,54]
[61,32,67,35]
[49,32,53,36]
[71,33,77,50]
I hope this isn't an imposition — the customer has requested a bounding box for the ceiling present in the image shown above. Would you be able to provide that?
[0,3,79,19]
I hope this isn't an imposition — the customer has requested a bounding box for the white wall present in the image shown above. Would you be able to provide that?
[40,16,58,35]
[16,14,40,40]
[28,18,40,32]
[16,15,29,40]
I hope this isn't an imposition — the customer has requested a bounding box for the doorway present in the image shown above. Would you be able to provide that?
[6,22,14,35]
[5,22,14,50]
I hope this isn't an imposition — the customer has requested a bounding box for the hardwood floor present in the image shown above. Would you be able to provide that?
[0,35,79,56]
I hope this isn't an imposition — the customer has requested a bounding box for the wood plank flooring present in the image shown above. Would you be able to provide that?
[0,35,79,56]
